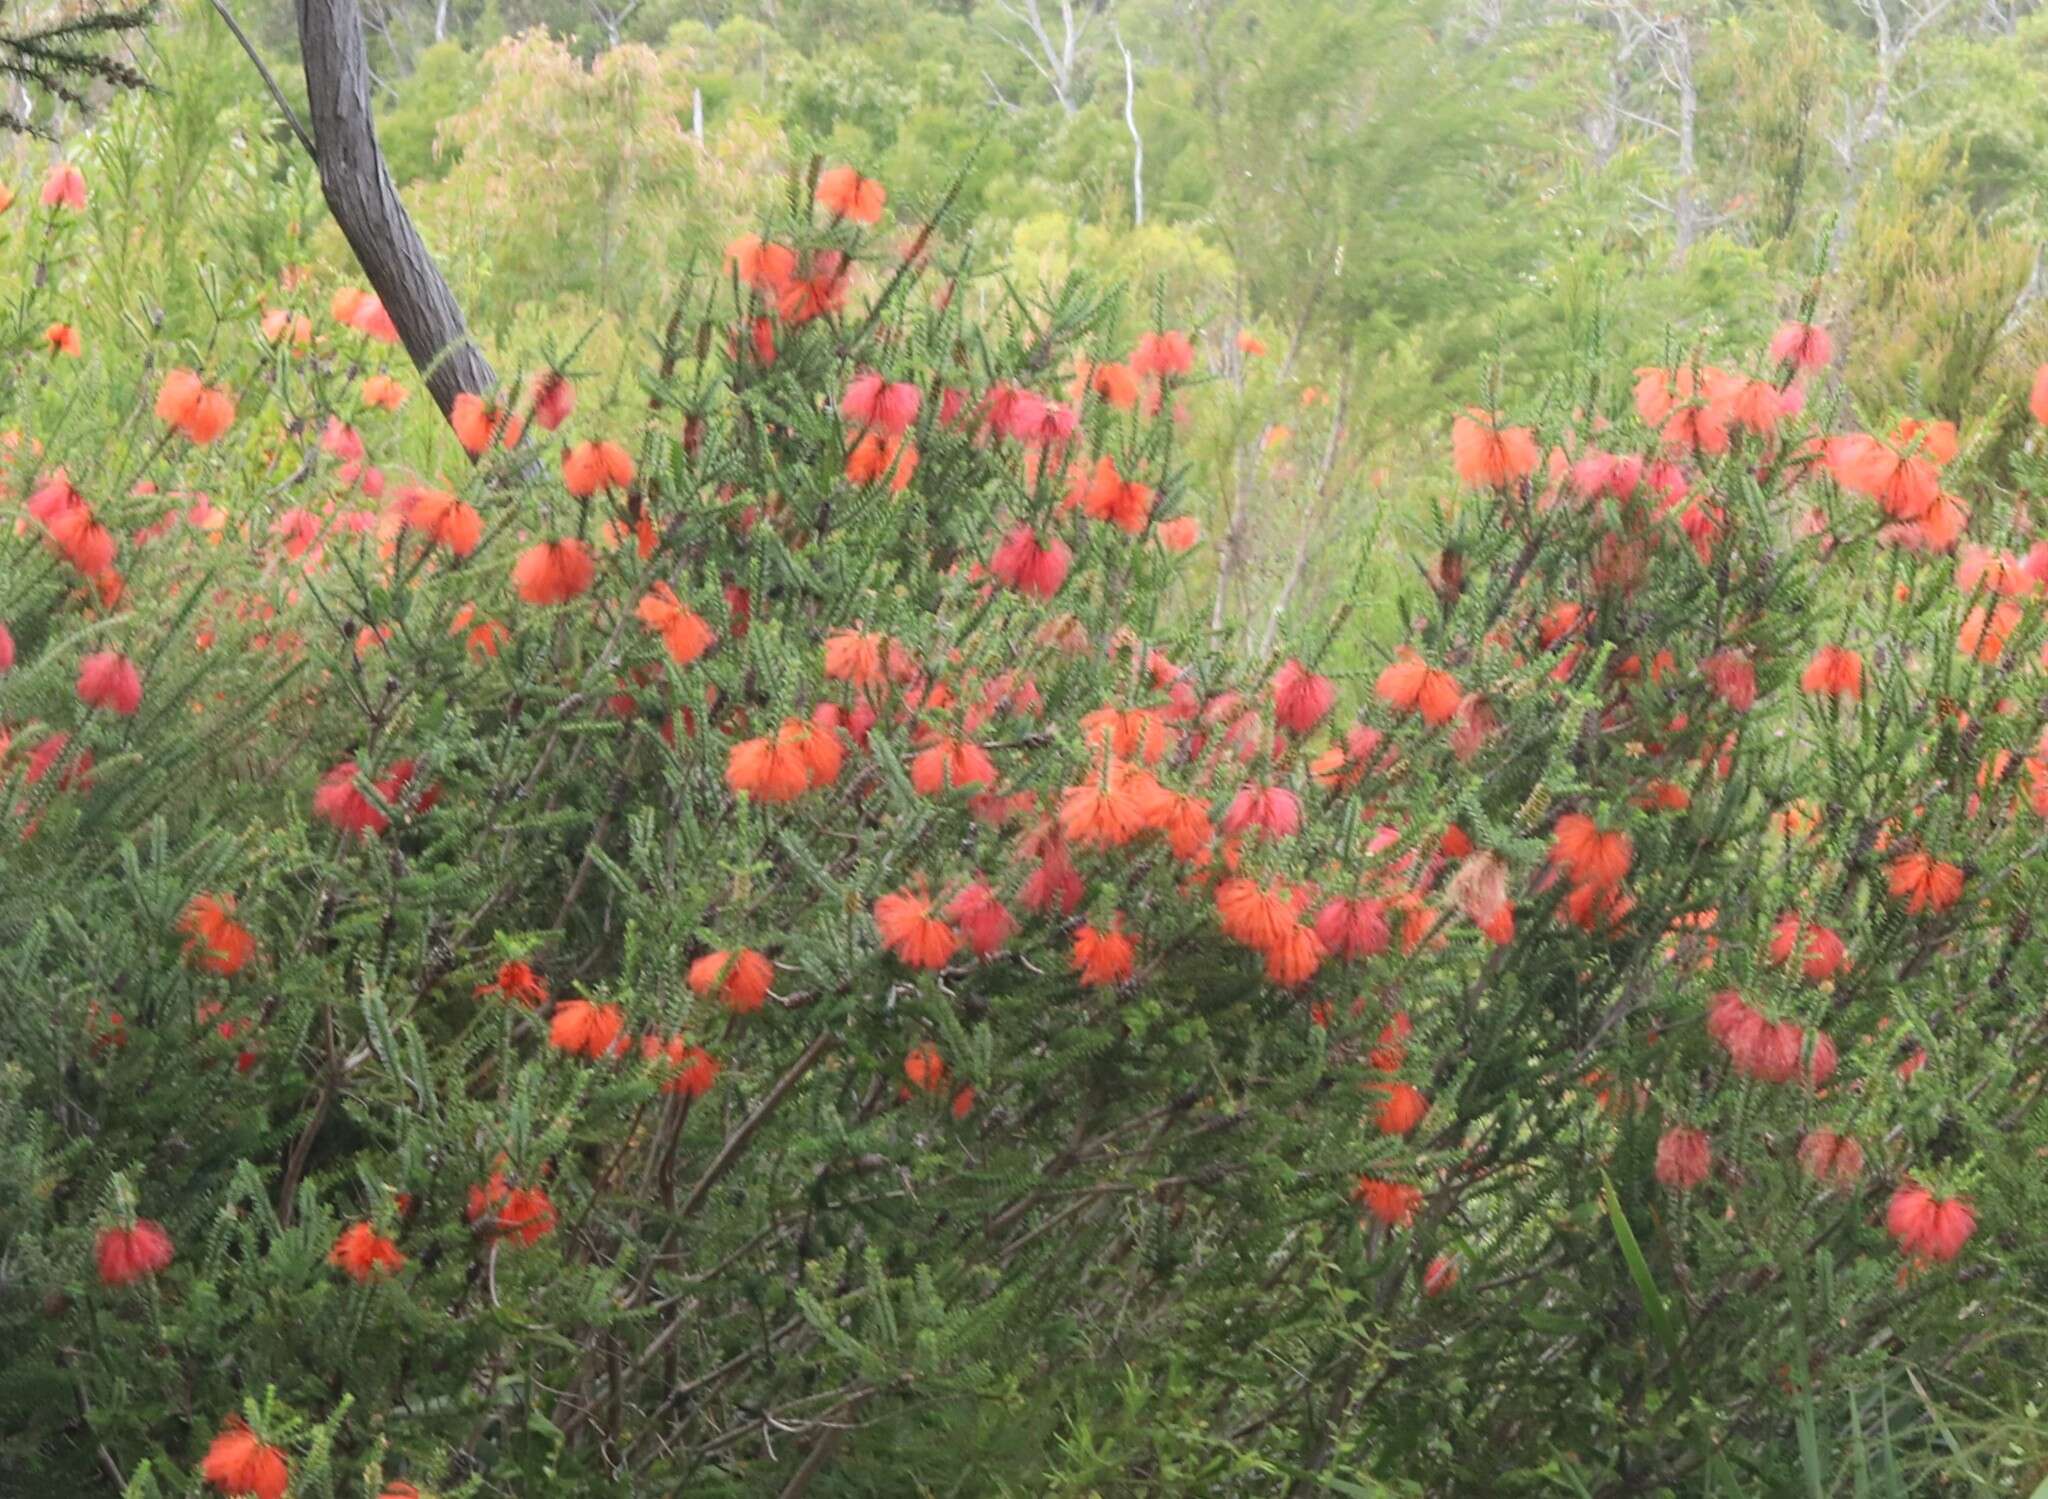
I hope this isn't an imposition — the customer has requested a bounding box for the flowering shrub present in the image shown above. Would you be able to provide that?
[3,164,2047,1496]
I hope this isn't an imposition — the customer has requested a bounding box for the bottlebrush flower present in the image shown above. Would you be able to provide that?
[362,373,407,410]
[842,372,920,435]
[1222,781,1302,839]
[1375,650,1462,726]
[875,886,958,969]
[643,1034,720,1097]
[1080,456,1155,533]
[1549,813,1632,890]
[1888,851,1963,915]
[816,164,886,223]
[989,525,1073,599]
[529,370,575,430]
[41,161,86,210]
[179,893,256,976]
[1768,915,1847,983]
[1314,896,1390,960]
[1072,917,1136,986]
[636,584,716,665]
[910,737,998,795]
[75,650,141,715]
[1654,1126,1711,1191]
[725,233,797,292]
[330,1221,405,1282]
[1058,758,1162,849]
[1796,1130,1864,1188]
[1352,1176,1423,1229]
[1422,1255,1460,1297]
[313,760,389,837]
[399,487,483,557]
[1770,321,1833,371]
[549,998,627,1059]
[475,960,549,1007]
[1370,1082,1429,1136]
[96,1219,173,1287]
[466,1171,556,1244]
[1130,330,1193,377]
[562,439,634,497]
[450,392,523,454]
[688,949,774,1014]
[945,881,1015,958]
[1451,409,1538,489]
[1270,659,1335,735]
[1799,645,1863,700]
[903,1042,947,1093]
[727,718,841,803]
[43,321,79,356]
[201,1418,288,1499]
[513,539,596,605]
[1885,1182,1976,1264]
[154,369,235,444]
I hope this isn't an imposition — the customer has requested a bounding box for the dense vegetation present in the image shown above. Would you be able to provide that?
[4,1,2048,1495]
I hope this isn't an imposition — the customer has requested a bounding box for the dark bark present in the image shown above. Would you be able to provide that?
[295,0,494,417]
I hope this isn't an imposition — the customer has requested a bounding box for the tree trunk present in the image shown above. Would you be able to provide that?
[297,0,495,419]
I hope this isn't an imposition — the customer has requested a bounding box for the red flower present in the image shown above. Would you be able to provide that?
[75,650,142,715]
[1422,1254,1460,1297]
[1654,1126,1711,1191]
[1888,851,1963,915]
[179,893,256,976]
[1130,330,1193,377]
[842,372,921,435]
[154,369,235,444]
[562,439,635,497]
[1375,651,1462,726]
[910,737,998,796]
[643,1034,721,1097]
[1769,321,1833,371]
[399,487,483,557]
[816,164,886,224]
[201,1418,289,1499]
[903,1042,947,1093]
[513,539,596,606]
[635,584,716,665]
[1800,645,1863,700]
[688,949,774,1013]
[95,1220,174,1287]
[727,718,841,803]
[530,370,576,430]
[1796,1130,1864,1189]
[1352,1176,1423,1229]
[945,882,1016,958]
[467,1171,557,1244]
[1885,1182,1976,1264]
[989,525,1073,599]
[312,760,389,837]
[1370,1082,1429,1136]
[330,1221,406,1282]
[450,391,523,454]
[1451,409,1537,489]
[1314,896,1390,960]
[476,960,549,1007]
[875,886,958,970]
[1768,915,1847,983]
[1549,813,1632,890]
[549,998,627,1059]
[1270,659,1335,735]
[40,161,86,211]
[1072,917,1136,986]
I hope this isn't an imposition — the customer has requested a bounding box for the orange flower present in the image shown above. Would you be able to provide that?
[529,370,577,430]
[42,321,79,357]
[727,717,841,803]
[549,998,627,1059]
[1369,1081,1429,1136]
[875,886,958,969]
[179,893,256,976]
[1549,813,1632,890]
[824,628,888,688]
[1072,917,1136,986]
[910,737,998,795]
[1374,650,1462,726]
[845,430,917,488]
[1654,1126,1711,1191]
[725,233,798,292]
[40,161,86,211]
[1958,601,2021,663]
[475,959,549,1006]
[1351,1175,1423,1229]
[154,368,236,444]
[635,583,716,665]
[400,487,483,557]
[450,392,524,455]
[1058,757,1162,848]
[1887,850,1963,914]
[201,1418,289,1499]
[1080,455,1155,534]
[1886,1182,1975,1264]
[512,539,596,605]
[1451,409,1538,489]
[1799,645,1862,700]
[330,1221,405,1282]
[688,948,774,1014]
[903,1042,947,1093]
[362,373,408,410]
[563,439,635,497]
[817,164,887,224]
